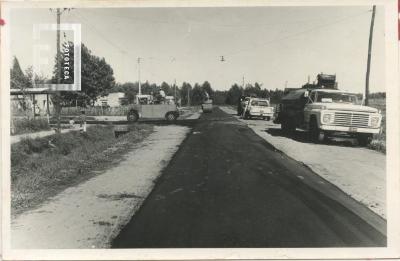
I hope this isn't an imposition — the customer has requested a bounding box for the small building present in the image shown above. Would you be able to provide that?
[94,92,126,107]
[10,88,54,116]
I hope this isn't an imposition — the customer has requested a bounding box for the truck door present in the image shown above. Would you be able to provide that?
[141,105,152,118]
[303,91,315,127]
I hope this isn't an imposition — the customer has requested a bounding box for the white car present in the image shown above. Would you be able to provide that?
[244,98,274,120]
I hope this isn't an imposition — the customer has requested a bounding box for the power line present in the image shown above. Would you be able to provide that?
[76,8,370,62]
[83,8,370,30]
[222,10,370,57]
[67,8,371,75]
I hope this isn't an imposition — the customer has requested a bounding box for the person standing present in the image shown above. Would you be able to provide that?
[79,109,86,133]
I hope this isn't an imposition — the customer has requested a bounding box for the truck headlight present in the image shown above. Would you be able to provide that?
[322,113,334,124]
[370,116,380,128]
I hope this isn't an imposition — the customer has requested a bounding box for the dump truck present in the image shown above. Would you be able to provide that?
[201,99,213,113]
[274,74,382,145]
[201,91,213,113]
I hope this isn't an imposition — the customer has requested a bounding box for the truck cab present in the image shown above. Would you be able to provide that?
[275,88,382,145]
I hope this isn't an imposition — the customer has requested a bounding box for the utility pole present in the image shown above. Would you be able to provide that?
[56,8,61,84]
[51,8,62,133]
[49,8,73,133]
[242,76,245,95]
[365,5,376,106]
[137,57,141,95]
[187,85,190,106]
[174,78,177,103]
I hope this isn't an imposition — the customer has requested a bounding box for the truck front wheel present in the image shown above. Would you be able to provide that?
[309,118,324,143]
[357,134,372,146]
[281,119,295,135]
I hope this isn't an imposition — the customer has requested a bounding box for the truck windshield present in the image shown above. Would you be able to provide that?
[316,92,358,104]
[251,100,269,106]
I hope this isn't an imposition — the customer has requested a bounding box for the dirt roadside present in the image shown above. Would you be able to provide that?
[11,125,190,248]
[219,106,386,219]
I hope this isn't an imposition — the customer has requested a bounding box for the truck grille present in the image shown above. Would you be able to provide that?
[333,112,370,128]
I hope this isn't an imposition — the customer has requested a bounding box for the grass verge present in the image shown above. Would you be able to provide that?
[368,99,386,154]
[11,124,153,216]
[12,117,51,135]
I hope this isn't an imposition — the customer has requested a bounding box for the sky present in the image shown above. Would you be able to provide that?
[10,6,385,93]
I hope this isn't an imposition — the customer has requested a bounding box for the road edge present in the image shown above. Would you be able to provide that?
[219,106,387,237]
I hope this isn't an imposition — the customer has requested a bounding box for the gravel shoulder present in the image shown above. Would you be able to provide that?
[220,106,386,219]
[11,125,190,248]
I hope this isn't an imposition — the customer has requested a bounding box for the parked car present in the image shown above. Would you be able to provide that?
[243,98,274,120]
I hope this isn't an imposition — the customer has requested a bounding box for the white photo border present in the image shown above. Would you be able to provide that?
[1,0,399,260]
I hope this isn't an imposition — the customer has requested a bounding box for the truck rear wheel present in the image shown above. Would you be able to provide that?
[281,119,295,135]
[127,110,139,122]
[166,112,177,121]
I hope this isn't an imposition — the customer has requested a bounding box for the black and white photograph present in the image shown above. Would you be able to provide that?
[1,0,400,260]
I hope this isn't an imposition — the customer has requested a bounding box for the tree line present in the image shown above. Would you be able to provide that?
[111,81,213,106]
[11,41,386,112]
[11,41,116,112]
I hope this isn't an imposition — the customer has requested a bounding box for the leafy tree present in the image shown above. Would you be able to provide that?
[180,82,192,106]
[10,57,29,110]
[10,57,27,89]
[213,90,228,105]
[269,88,284,104]
[190,83,204,105]
[11,57,49,112]
[201,81,214,98]
[225,83,243,105]
[160,81,174,96]
[52,42,116,107]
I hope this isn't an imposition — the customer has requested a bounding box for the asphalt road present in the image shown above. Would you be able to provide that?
[112,107,386,248]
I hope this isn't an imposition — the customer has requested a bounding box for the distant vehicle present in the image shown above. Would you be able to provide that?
[200,90,213,113]
[237,96,251,116]
[243,98,274,120]
[274,74,382,145]
[126,95,179,122]
[202,99,213,113]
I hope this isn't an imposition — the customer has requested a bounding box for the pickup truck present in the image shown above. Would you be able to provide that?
[274,88,382,145]
[243,98,274,120]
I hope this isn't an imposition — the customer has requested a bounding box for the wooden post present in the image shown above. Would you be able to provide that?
[46,93,50,124]
[33,94,36,118]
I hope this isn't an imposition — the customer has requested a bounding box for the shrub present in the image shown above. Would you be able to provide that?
[11,124,153,214]
[12,118,51,135]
